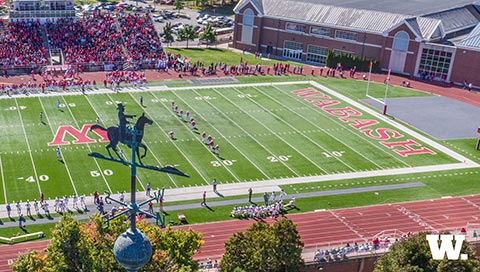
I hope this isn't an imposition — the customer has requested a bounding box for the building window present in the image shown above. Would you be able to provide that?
[242,8,254,26]
[334,30,357,41]
[285,22,305,33]
[241,8,254,44]
[306,45,328,66]
[333,49,353,56]
[392,31,409,52]
[311,27,330,37]
[283,40,303,60]
[418,48,452,80]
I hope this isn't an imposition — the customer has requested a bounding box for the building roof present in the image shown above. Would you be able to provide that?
[281,0,475,16]
[423,6,480,34]
[456,22,480,48]
[405,17,442,40]
[235,0,441,38]
[235,0,479,41]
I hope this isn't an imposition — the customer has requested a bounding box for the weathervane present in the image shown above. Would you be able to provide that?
[88,103,189,272]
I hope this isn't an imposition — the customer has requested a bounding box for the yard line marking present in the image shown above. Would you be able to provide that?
[213,88,321,175]
[259,85,382,170]
[248,86,358,171]
[190,88,300,176]
[170,91,272,180]
[273,84,410,167]
[125,92,179,188]
[38,97,78,195]
[62,96,112,192]
[146,91,219,185]
[0,155,7,204]
[14,98,42,195]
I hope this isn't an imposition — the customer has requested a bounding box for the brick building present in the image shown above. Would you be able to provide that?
[233,0,480,88]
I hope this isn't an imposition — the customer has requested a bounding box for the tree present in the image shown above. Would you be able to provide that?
[198,23,216,46]
[11,250,47,272]
[220,218,304,272]
[374,232,480,272]
[163,22,175,46]
[45,214,93,271]
[12,214,203,271]
[177,25,196,48]
[173,0,184,12]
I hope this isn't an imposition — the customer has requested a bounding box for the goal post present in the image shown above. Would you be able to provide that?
[366,68,390,115]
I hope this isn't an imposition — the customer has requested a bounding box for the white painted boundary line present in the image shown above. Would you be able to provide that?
[308,81,478,166]
[0,80,303,99]
[144,91,211,185]
[170,90,272,180]
[126,92,179,188]
[208,88,305,176]
[14,98,42,194]
[269,85,408,167]
[0,155,7,203]
[248,86,360,171]
[38,98,78,195]
[59,96,111,193]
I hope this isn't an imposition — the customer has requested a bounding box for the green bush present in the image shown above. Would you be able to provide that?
[326,51,380,72]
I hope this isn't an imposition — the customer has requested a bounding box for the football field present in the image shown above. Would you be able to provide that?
[0,81,469,204]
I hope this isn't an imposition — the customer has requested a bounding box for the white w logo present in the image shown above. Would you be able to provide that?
[426,234,468,260]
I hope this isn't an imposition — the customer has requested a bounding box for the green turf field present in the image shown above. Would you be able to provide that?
[0,81,466,204]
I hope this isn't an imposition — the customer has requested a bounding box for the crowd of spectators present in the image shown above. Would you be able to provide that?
[104,70,146,89]
[0,20,48,67]
[45,14,124,64]
[117,13,164,62]
[313,237,396,264]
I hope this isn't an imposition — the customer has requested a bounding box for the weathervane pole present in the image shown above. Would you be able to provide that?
[129,127,137,231]
[88,104,189,272]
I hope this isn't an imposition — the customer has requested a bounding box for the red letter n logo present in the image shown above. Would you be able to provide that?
[48,125,108,146]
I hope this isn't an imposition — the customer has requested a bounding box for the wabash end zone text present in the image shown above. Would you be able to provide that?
[292,88,436,157]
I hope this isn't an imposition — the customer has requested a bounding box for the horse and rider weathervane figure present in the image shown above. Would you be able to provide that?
[88,103,189,272]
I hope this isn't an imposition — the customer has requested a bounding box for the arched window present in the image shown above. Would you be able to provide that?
[393,31,409,52]
[243,8,254,26]
[241,8,254,44]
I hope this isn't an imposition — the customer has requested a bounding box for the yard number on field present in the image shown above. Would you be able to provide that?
[7,106,27,110]
[90,169,114,177]
[59,103,76,108]
[195,96,215,100]
[151,98,169,103]
[26,175,49,182]
[106,101,125,105]
[211,160,237,167]
[267,155,292,162]
[322,151,345,157]
[237,94,255,98]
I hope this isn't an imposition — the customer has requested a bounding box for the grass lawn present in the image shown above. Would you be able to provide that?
[0,50,478,234]
[165,48,307,67]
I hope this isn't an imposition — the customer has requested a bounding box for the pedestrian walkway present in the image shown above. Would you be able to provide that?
[0,182,424,229]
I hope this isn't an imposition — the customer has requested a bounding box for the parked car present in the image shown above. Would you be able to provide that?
[178,13,190,19]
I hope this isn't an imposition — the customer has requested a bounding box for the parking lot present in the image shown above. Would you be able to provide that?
[150,6,234,46]
[79,1,235,47]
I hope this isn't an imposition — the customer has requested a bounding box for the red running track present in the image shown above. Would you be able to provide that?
[2,195,480,270]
